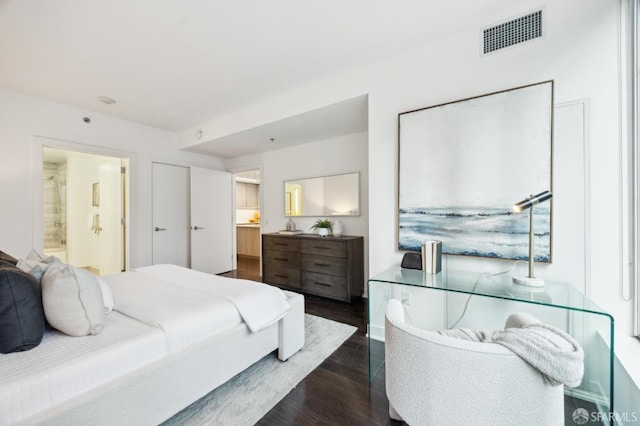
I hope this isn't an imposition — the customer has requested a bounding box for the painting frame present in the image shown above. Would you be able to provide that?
[398,81,554,262]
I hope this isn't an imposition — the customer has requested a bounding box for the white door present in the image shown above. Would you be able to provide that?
[98,158,124,274]
[152,163,190,267]
[191,167,233,274]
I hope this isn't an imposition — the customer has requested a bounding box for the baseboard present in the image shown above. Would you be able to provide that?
[237,254,259,260]
[367,324,385,342]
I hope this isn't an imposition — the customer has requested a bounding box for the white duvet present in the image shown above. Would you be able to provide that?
[103,264,291,353]
[0,312,166,425]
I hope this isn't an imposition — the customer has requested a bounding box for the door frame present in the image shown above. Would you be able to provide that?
[33,136,133,270]
[230,164,263,273]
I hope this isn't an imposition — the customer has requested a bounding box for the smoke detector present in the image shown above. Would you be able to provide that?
[97,96,116,105]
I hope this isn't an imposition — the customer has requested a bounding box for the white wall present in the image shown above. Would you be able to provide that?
[225,132,369,280]
[192,0,639,413]
[188,0,622,315]
[0,88,225,268]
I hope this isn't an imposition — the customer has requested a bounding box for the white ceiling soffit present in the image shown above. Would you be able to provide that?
[186,95,368,159]
[235,170,260,183]
[0,0,533,132]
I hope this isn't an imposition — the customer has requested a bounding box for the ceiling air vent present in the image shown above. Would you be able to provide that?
[482,9,543,55]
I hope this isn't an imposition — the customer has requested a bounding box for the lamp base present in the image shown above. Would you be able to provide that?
[512,276,545,287]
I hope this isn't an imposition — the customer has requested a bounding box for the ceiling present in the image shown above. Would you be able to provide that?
[0,0,532,155]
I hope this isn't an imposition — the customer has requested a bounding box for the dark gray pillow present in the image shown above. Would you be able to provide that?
[0,250,18,266]
[0,263,45,353]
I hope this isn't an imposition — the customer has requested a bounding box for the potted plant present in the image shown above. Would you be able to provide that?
[310,219,332,237]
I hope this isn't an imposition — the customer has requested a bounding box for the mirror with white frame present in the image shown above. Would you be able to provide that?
[284,172,360,217]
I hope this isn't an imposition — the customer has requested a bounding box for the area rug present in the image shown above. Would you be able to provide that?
[163,314,356,426]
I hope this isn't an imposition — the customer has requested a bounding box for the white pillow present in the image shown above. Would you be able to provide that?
[41,264,105,336]
[25,249,47,262]
[25,250,64,266]
[97,276,115,314]
[16,259,49,283]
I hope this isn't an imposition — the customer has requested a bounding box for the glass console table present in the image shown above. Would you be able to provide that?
[367,266,614,414]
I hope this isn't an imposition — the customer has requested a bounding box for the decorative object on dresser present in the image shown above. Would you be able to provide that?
[262,233,364,302]
[332,219,343,237]
[309,219,333,237]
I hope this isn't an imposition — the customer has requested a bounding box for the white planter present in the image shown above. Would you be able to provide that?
[318,228,330,237]
[333,220,343,237]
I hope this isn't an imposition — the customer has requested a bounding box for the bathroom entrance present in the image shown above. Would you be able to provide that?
[42,147,128,275]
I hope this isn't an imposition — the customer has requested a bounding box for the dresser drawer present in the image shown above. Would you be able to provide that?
[264,266,301,289]
[263,236,300,252]
[301,254,346,277]
[263,250,300,269]
[300,239,346,258]
[301,271,347,300]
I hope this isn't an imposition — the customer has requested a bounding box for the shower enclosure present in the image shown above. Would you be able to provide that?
[43,163,67,262]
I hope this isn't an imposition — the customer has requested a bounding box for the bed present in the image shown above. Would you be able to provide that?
[0,263,305,425]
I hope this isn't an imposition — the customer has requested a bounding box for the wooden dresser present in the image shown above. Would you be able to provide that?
[262,233,364,302]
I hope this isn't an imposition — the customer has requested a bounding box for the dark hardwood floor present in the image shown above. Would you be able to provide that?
[222,257,398,425]
[223,257,603,426]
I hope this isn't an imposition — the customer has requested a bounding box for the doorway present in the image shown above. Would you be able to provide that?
[42,147,128,275]
[234,169,261,279]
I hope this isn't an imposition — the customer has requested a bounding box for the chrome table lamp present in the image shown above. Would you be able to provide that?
[512,190,552,287]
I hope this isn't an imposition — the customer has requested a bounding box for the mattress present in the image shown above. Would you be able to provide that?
[0,311,166,425]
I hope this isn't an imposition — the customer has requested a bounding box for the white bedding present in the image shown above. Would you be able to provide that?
[0,265,301,425]
[134,264,291,333]
[0,312,166,425]
[103,271,242,353]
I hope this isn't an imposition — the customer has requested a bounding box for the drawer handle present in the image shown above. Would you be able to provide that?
[275,274,289,279]
[314,282,331,287]
[314,263,331,267]
[275,257,289,262]
[275,243,287,246]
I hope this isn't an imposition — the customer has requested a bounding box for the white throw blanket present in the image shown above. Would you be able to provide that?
[134,264,291,333]
[104,271,242,352]
[438,312,584,387]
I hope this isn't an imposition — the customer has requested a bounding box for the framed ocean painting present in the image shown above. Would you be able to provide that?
[398,81,553,262]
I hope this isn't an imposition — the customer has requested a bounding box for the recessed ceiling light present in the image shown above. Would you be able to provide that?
[196,130,203,139]
[269,138,275,143]
[97,96,116,105]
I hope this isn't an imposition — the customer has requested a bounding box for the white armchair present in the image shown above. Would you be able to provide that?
[384,299,564,425]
